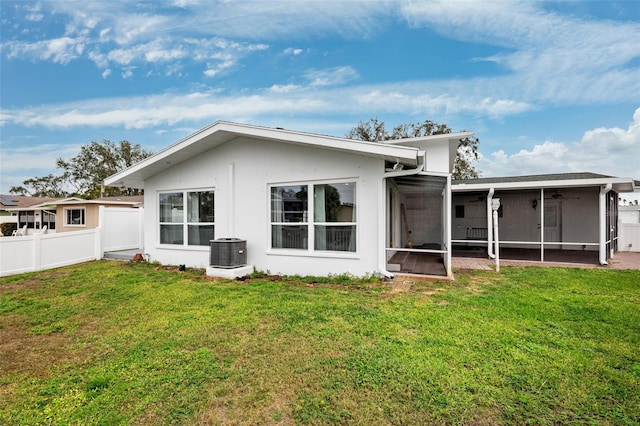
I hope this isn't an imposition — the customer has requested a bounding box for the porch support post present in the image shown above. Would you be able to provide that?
[540,188,544,262]
[486,188,495,258]
[444,175,452,278]
[378,177,393,279]
[599,183,612,265]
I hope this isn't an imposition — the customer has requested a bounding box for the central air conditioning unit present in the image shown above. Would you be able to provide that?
[209,238,247,268]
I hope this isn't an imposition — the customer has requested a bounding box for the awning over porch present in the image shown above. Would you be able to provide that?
[451,173,634,265]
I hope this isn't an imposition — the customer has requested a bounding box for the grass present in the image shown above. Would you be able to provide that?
[1,261,638,425]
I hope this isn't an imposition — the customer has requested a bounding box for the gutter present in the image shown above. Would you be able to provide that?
[383,151,426,178]
[379,151,426,279]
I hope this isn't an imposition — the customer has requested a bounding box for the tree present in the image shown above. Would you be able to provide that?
[9,173,70,198]
[346,118,480,179]
[10,140,153,199]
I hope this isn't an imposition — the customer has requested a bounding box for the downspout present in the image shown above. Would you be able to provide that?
[379,153,426,278]
[599,183,612,265]
[486,188,496,258]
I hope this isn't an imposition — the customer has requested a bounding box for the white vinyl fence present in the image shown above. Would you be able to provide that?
[100,206,144,252]
[619,223,640,252]
[0,229,101,277]
[0,206,143,277]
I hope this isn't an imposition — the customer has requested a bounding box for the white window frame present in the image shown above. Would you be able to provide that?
[158,189,215,248]
[63,207,86,227]
[268,179,358,256]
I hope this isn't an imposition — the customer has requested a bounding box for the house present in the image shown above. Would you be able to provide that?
[0,195,72,235]
[43,196,143,233]
[1,195,143,235]
[104,121,637,278]
[105,121,469,278]
[451,173,637,265]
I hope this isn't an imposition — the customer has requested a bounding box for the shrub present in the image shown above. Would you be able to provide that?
[1,222,17,236]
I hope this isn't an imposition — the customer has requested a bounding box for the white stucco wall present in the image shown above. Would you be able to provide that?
[143,136,385,276]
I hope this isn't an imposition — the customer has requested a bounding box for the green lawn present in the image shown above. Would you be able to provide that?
[1,261,638,425]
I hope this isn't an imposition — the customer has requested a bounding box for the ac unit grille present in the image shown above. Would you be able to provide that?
[210,238,247,268]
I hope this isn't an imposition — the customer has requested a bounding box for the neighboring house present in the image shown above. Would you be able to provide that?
[451,173,637,265]
[0,195,74,234]
[45,196,143,233]
[2,195,143,234]
[104,121,638,278]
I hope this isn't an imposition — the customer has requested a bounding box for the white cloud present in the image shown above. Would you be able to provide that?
[4,0,636,109]
[0,143,82,193]
[4,36,85,64]
[399,1,640,105]
[268,84,301,93]
[0,80,533,131]
[479,107,640,179]
[305,66,359,87]
[101,69,111,79]
[25,13,44,22]
[121,68,134,79]
[284,47,304,56]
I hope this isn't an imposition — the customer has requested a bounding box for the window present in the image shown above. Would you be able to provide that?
[18,211,36,229]
[455,205,465,218]
[64,208,85,226]
[159,190,214,246]
[270,181,356,253]
[271,185,308,249]
[42,210,56,230]
[17,210,56,229]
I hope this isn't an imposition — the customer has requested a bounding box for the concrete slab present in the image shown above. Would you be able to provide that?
[206,264,254,279]
[103,249,142,260]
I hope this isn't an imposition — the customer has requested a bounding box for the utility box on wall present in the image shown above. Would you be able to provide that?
[209,238,247,268]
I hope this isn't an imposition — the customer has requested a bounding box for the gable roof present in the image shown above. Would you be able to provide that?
[47,196,143,207]
[0,195,71,210]
[452,172,636,193]
[104,121,471,189]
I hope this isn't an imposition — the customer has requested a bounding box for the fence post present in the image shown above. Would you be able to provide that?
[138,207,145,250]
[33,233,42,271]
[95,227,103,260]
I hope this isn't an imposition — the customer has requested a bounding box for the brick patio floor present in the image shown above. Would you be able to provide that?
[452,251,640,271]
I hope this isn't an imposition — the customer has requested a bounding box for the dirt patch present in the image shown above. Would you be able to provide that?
[0,271,71,293]
[0,322,75,378]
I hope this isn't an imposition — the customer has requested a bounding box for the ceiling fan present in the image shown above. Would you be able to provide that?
[468,196,486,203]
[544,190,580,200]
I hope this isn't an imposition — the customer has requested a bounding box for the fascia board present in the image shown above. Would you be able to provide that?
[382,131,474,145]
[5,205,56,212]
[105,121,420,189]
[48,200,138,206]
[5,197,85,211]
[105,121,227,187]
[452,177,636,192]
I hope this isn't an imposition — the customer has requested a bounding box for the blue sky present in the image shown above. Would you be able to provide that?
[1,0,639,200]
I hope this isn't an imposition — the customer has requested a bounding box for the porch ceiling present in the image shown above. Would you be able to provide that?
[392,175,447,193]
